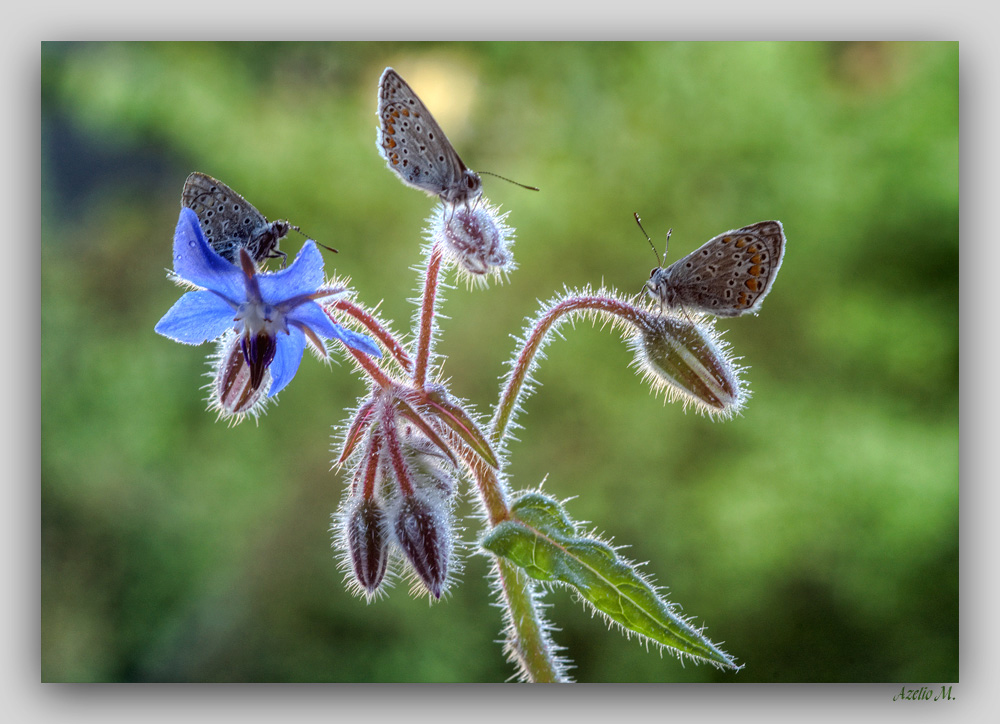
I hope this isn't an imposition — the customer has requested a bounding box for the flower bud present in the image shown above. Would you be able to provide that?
[402,431,457,499]
[345,496,391,597]
[392,493,452,599]
[211,332,269,421]
[431,201,515,284]
[631,314,746,418]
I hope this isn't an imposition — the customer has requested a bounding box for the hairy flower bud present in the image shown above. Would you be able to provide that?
[402,431,458,499]
[345,496,391,597]
[391,493,452,599]
[211,332,269,421]
[631,314,746,418]
[430,201,515,285]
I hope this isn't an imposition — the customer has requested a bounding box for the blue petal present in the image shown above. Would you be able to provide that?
[172,208,246,302]
[268,326,307,396]
[154,290,236,344]
[331,325,383,358]
[257,240,325,302]
[287,301,383,358]
[285,300,339,338]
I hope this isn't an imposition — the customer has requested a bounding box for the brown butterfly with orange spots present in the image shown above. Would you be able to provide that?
[376,67,483,206]
[642,220,786,317]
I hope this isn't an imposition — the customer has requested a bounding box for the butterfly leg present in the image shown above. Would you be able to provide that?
[271,248,289,268]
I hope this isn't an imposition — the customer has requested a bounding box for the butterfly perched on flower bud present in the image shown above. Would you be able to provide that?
[640,217,786,318]
[376,67,483,207]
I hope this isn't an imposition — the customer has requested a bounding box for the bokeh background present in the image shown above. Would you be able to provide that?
[41,42,958,683]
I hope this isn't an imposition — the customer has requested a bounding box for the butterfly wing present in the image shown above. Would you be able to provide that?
[182,172,281,263]
[376,67,481,205]
[665,220,786,317]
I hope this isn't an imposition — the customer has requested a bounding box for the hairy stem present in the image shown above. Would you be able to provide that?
[465,452,509,527]
[495,558,564,683]
[461,446,566,683]
[491,294,647,445]
[380,398,414,497]
[474,293,647,682]
[358,427,382,498]
[413,245,444,390]
[346,346,395,390]
[332,298,412,373]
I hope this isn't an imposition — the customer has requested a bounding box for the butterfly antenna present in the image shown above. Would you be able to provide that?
[291,224,338,254]
[634,212,661,267]
[479,171,539,191]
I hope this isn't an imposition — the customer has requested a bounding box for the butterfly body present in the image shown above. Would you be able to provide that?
[182,172,291,265]
[646,220,786,317]
[376,67,483,207]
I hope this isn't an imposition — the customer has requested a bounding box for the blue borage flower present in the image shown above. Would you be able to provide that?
[156,208,381,399]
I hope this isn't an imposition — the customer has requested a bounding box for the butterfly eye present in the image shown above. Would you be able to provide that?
[466,176,477,189]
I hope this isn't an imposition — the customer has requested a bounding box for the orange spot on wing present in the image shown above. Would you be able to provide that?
[735,237,749,248]
[749,265,762,276]
[744,278,760,292]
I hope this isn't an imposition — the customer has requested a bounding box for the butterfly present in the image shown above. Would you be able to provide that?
[376,67,483,207]
[641,218,786,317]
[181,172,294,265]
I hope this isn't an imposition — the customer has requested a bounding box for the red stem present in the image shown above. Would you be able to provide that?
[458,443,510,527]
[359,427,382,499]
[379,399,414,496]
[346,346,394,390]
[330,299,412,372]
[413,245,444,389]
[492,295,650,445]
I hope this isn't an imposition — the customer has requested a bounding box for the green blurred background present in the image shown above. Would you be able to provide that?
[41,42,958,683]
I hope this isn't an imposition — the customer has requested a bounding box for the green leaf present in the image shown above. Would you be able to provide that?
[482,492,740,670]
